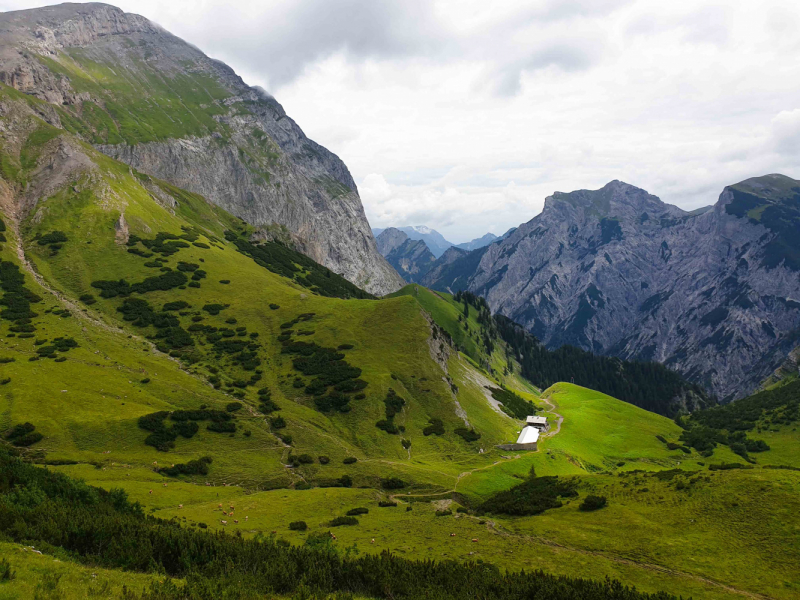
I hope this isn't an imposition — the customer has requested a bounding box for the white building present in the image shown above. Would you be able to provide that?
[515,426,540,445]
[526,415,549,431]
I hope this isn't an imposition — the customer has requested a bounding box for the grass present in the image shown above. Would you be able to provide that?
[0,91,798,600]
[0,542,161,600]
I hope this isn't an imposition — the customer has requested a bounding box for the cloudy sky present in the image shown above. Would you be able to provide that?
[3,0,800,243]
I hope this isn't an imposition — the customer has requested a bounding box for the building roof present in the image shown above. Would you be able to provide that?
[526,415,547,425]
[516,426,540,445]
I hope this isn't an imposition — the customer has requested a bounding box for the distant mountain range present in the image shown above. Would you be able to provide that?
[423,174,800,402]
[372,226,510,258]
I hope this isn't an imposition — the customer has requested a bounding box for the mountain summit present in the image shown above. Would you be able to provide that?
[425,176,800,401]
[0,2,402,295]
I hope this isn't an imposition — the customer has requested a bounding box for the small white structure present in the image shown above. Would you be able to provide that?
[497,425,539,451]
[516,426,540,445]
[526,415,549,431]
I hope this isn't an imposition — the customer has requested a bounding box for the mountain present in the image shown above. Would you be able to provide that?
[425,175,800,401]
[375,227,435,283]
[455,232,499,251]
[0,2,402,295]
[373,225,454,257]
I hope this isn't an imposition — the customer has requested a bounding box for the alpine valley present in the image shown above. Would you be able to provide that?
[0,4,798,600]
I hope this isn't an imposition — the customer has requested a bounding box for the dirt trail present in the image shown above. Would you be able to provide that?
[538,392,564,438]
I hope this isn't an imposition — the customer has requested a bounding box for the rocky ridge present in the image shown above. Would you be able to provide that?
[426,175,800,401]
[0,2,403,295]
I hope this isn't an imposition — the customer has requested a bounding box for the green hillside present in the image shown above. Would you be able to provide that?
[0,83,799,600]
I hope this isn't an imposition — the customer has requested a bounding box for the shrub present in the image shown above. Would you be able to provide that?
[226,402,243,412]
[202,303,227,315]
[207,421,236,434]
[381,477,406,490]
[4,422,35,440]
[278,434,293,445]
[343,457,357,464]
[401,438,411,449]
[0,557,15,582]
[329,516,358,527]
[423,418,445,436]
[489,387,536,420]
[318,455,330,465]
[378,500,397,507]
[12,432,44,447]
[346,507,369,516]
[289,521,308,531]
[37,231,68,245]
[219,279,230,284]
[269,304,280,310]
[477,475,578,516]
[579,495,607,511]
[79,294,96,305]
[140,378,151,384]
[709,463,751,471]
[454,428,481,442]
[160,457,212,477]
[337,344,354,350]
[296,454,315,464]
[435,509,452,517]
[338,475,352,487]
[270,416,286,429]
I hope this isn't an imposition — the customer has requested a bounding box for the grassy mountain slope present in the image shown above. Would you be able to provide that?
[1,82,799,600]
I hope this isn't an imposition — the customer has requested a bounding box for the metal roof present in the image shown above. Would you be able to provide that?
[526,415,547,425]
[516,426,540,444]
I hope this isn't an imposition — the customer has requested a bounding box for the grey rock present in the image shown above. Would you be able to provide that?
[426,176,800,401]
[375,227,434,283]
[0,2,403,295]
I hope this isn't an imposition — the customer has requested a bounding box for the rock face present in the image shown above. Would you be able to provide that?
[426,176,800,401]
[0,3,403,295]
[375,227,434,283]
[374,225,454,258]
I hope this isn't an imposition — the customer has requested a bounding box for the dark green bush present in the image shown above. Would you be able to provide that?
[318,455,330,464]
[343,457,357,464]
[346,507,369,516]
[378,500,397,507]
[477,475,578,516]
[226,402,243,412]
[435,509,452,517]
[454,428,481,442]
[270,416,286,429]
[37,231,68,245]
[381,478,406,490]
[289,521,308,531]
[579,495,607,511]
[160,457,212,477]
[423,418,445,436]
[329,516,359,527]
[207,421,236,434]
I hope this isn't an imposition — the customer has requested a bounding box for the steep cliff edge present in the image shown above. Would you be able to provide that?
[0,2,403,295]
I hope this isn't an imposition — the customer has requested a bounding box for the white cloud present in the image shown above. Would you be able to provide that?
[2,0,800,242]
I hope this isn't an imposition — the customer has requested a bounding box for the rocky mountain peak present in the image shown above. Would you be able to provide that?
[544,180,684,223]
[0,2,403,295]
[375,227,409,256]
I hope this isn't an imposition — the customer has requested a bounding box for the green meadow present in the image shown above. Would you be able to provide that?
[1,84,799,599]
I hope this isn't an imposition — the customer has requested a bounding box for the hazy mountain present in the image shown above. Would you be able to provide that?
[374,228,435,282]
[455,233,499,251]
[425,175,800,401]
[0,2,402,295]
[372,225,454,258]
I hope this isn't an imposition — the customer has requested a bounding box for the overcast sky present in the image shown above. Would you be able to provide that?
[3,0,800,243]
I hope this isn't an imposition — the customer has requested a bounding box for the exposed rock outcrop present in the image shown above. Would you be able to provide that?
[426,175,800,401]
[0,3,403,295]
